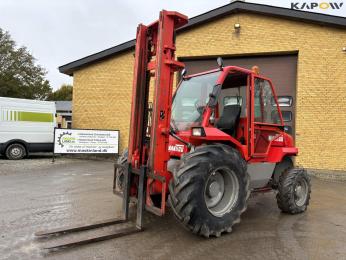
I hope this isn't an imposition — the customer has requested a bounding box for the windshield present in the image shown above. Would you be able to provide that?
[171,71,220,131]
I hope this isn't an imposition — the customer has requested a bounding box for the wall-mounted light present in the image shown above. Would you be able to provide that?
[234,23,241,32]
[342,47,346,52]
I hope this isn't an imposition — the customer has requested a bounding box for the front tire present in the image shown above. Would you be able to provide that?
[276,168,311,214]
[5,143,26,160]
[169,144,250,237]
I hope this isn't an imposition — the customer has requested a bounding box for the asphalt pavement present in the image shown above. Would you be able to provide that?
[0,155,345,260]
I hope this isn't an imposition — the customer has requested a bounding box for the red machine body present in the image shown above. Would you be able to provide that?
[128,11,298,216]
[168,66,297,162]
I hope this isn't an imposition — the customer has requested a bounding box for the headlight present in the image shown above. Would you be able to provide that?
[191,127,206,137]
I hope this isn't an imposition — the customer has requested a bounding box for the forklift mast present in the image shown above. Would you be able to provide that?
[35,14,189,249]
[128,11,188,214]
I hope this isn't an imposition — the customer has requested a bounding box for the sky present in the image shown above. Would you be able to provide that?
[0,0,345,90]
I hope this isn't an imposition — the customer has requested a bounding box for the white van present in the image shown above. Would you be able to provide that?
[0,97,56,159]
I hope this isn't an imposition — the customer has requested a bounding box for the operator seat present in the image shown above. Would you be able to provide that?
[216,104,241,137]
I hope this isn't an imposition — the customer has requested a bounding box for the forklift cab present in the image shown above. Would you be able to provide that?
[171,63,290,161]
[216,67,286,158]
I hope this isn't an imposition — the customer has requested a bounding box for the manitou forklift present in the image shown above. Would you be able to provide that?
[36,10,311,249]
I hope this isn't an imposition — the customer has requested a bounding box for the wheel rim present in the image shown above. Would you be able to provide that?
[204,167,239,217]
[11,147,22,157]
[294,178,308,207]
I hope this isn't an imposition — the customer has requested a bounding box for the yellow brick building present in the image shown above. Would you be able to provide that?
[59,2,346,171]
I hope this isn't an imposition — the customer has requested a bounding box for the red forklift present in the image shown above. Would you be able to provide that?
[36,10,311,249]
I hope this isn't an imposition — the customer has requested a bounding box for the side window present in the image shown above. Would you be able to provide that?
[254,78,281,124]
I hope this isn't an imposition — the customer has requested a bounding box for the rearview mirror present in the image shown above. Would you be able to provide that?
[181,68,187,78]
[217,57,224,69]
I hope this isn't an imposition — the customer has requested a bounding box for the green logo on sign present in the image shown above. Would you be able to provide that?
[58,132,76,147]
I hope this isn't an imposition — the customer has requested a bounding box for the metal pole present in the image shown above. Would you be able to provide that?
[136,166,146,229]
[122,162,131,220]
[52,127,56,163]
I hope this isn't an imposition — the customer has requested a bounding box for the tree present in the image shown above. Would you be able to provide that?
[47,84,73,101]
[0,28,52,100]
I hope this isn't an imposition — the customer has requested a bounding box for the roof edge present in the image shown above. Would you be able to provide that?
[59,1,346,75]
[59,39,135,76]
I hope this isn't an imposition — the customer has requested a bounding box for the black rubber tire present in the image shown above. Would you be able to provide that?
[114,148,128,192]
[276,168,311,214]
[271,157,294,189]
[168,144,250,238]
[5,143,26,160]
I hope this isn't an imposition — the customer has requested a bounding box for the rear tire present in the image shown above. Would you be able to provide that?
[5,143,26,160]
[276,168,311,214]
[271,157,293,189]
[169,144,250,237]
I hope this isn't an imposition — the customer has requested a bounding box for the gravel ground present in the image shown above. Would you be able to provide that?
[0,155,346,260]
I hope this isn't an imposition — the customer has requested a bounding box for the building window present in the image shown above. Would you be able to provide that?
[284,125,292,135]
[272,96,293,107]
[281,111,292,122]
[223,96,243,106]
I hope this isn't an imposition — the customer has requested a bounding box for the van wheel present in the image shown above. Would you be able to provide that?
[5,143,26,160]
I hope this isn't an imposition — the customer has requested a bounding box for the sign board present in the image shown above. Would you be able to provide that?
[54,128,119,154]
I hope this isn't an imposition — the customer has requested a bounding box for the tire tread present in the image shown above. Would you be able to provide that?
[276,168,311,214]
[169,144,250,237]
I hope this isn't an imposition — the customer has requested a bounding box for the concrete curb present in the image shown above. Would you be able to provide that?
[307,169,346,183]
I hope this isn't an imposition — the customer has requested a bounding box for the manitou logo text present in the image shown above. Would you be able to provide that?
[291,2,344,10]
[168,144,184,153]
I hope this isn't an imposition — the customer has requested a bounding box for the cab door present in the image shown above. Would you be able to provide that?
[250,76,283,158]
